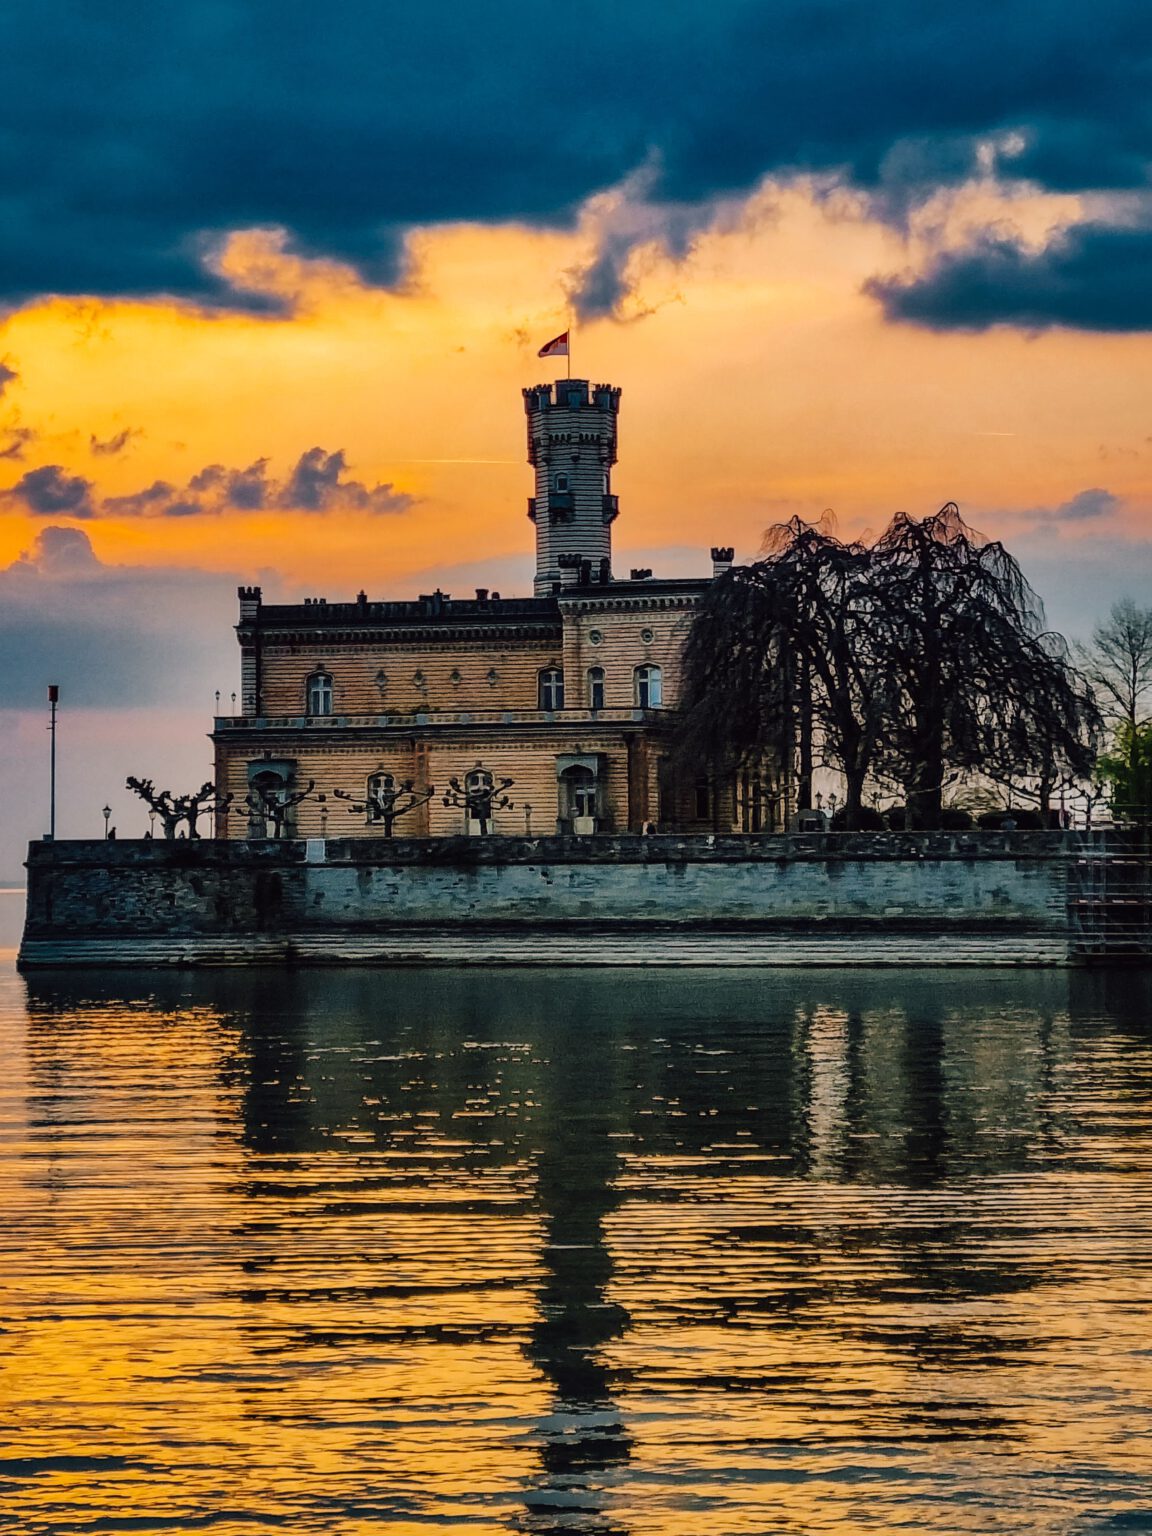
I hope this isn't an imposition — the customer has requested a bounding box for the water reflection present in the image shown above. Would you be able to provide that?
[4,966,1152,1534]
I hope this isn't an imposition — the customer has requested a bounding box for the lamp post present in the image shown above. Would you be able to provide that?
[47,684,59,840]
[102,804,111,840]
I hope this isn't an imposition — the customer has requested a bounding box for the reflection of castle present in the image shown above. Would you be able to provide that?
[213,379,741,838]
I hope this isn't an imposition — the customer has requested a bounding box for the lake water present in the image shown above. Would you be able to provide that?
[3,893,1152,1534]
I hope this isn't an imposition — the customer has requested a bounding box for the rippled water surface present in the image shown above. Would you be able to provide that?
[3,938,1152,1534]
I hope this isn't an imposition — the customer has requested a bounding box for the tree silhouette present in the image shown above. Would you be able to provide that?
[442,769,515,834]
[126,777,230,839]
[678,506,1100,828]
[1077,598,1152,801]
[233,778,317,839]
[869,506,1099,823]
[333,774,436,836]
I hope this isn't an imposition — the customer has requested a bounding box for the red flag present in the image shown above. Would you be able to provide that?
[537,331,570,358]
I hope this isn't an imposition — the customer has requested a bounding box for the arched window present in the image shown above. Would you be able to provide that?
[307,671,333,716]
[554,472,569,493]
[561,764,597,824]
[538,668,564,711]
[635,664,662,709]
[366,771,398,824]
[587,666,605,711]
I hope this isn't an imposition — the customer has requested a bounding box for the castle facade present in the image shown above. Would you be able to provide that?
[212,378,753,838]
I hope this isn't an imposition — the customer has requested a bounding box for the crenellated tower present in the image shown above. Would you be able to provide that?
[523,379,621,595]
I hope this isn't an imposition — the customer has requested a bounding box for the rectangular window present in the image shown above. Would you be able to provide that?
[539,669,564,711]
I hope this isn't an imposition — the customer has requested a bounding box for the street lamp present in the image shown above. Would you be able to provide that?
[47,684,60,840]
[102,804,111,839]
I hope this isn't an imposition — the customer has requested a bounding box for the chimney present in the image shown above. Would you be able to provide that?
[711,546,735,578]
[475,587,489,604]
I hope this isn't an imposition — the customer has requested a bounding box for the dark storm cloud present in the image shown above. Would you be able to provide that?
[3,0,1151,320]
[280,447,407,513]
[10,465,97,518]
[10,448,412,519]
[188,459,272,509]
[867,223,1152,332]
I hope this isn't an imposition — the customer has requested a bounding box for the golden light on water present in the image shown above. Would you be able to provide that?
[3,966,1152,1532]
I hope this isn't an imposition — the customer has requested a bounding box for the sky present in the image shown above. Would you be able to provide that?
[2,0,1152,872]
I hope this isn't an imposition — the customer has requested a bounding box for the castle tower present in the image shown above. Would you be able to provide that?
[523,379,621,595]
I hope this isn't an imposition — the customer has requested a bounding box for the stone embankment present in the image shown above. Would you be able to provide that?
[19,832,1075,968]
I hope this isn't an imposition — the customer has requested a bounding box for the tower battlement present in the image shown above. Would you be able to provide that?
[523,379,620,594]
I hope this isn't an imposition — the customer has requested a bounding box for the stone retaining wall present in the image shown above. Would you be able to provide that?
[19,833,1073,968]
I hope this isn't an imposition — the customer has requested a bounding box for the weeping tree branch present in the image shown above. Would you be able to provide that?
[676,504,1101,829]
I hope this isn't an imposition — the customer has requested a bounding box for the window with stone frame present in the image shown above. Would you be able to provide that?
[587,666,605,711]
[538,667,565,711]
[564,765,597,821]
[634,664,662,709]
[306,671,333,716]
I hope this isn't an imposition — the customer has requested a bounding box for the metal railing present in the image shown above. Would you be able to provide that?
[213,707,663,730]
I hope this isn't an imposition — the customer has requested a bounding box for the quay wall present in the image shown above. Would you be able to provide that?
[18,833,1074,968]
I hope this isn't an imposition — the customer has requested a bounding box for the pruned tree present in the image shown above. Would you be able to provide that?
[334,774,436,836]
[442,769,514,834]
[233,778,317,839]
[127,776,231,839]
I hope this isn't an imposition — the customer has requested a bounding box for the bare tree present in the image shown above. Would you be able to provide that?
[334,775,436,836]
[679,516,891,827]
[233,778,317,839]
[1079,599,1152,733]
[127,777,230,838]
[678,506,1100,829]
[442,770,515,834]
[870,506,1099,823]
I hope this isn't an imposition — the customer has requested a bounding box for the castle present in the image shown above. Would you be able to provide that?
[211,378,754,839]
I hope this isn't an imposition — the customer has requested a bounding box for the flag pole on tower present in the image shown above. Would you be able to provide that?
[537,328,571,378]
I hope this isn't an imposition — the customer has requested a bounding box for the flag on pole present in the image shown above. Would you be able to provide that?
[537,331,570,358]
